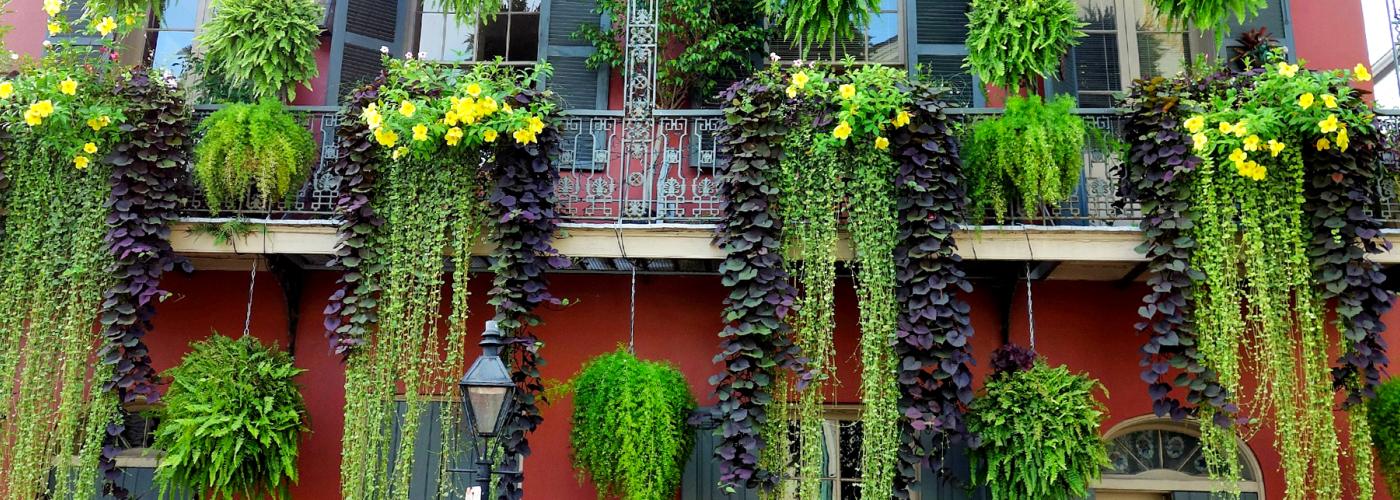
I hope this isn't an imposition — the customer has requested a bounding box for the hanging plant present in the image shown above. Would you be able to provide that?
[761,0,880,58]
[196,0,323,100]
[967,350,1109,499]
[1123,60,1390,498]
[329,55,566,500]
[963,95,1087,223]
[1370,378,1400,495]
[1149,0,1267,47]
[193,99,316,212]
[964,0,1085,92]
[152,335,308,500]
[569,349,697,500]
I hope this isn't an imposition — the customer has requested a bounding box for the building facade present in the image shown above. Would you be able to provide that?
[2,0,1396,498]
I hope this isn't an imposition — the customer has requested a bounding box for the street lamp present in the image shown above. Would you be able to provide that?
[458,320,519,498]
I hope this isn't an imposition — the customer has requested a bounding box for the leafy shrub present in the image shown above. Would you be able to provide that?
[152,334,307,500]
[193,99,315,212]
[1371,378,1400,494]
[196,0,323,100]
[969,361,1108,499]
[962,95,1086,223]
[965,0,1084,92]
[570,349,697,500]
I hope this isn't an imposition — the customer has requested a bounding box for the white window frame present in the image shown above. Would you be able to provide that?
[776,405,922,500]
[120,0,215,70]
[1096,415,1265,497]
[1067,0,1207,106]
[410,0,544,65]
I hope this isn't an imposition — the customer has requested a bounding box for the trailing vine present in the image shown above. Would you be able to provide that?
[324,82,383,356]
[962,95,1087,223]
[1370,378,1400,495]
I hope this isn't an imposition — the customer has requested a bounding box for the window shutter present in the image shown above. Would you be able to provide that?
[385,401,478,499]
[908,0,982,107]
[1222,0,1293,59]
[543,0,607,109]
[327,0,407,103]
[681,426,761,500]
[50,0,103,49]
[911,440,989,499]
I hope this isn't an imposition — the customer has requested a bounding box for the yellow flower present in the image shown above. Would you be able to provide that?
[362,103,382,129]
[892,110,911,128]
[1354,63,1372,82]
[391,147,407,160]
[1319,115,1340,134]
[94,16,117,36]
[1184,115,1205,133]
[1268,139,1285,157]
[483,129,499,142]
[23,109,42,126]
[48,22,63,36]
[73,155,89,169]
[60,78,77,95]
[1337,126,1350,151]
[480,96,499,114]
[1232,120,1248,137]
[466,82,483,97]
[786,86,798,99]
[443,110,459,126]
[412,123,429,141]
[87,115,111,131]
[838,84,856,100]
[832,121,852,140]
[124,14,136,26]
[527,116,546,134]
[1316,138,1331,151]
[1298,92,1314,110]
[791,72,810,89]
[874,136,889,150]
[0,82,13,99]
[1243,135,1260,152]
[502,103,513,113]
[1277,62,1298,78]
[374,127,398,147]
[1322,94,1338,109]
[398,101,417,118]
[42,0,62,17]
[29,100,54,119]
[1229,148,1247,165]
[1236,161,1265,181]
[1218,121,1233,134]
[444,126,464,146]
[513,128,537,145]
[83,142,97,154]
[1192,132,1208,151]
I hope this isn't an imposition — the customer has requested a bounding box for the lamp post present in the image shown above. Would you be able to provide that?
[458,320,518,499]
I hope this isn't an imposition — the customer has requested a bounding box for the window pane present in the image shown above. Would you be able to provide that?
[1073,32,1120,92]
[867,12,900,63]
[838,421,862,479]
[147,31,195,75]
[418,12,448,61]
[1078,93,1115,107]
[1137,32,1189,78]
[478,16,509,60]
[442,15,476,60]
[1077,0,1117,30]
[507,14,539,61]
[157,0,199,30]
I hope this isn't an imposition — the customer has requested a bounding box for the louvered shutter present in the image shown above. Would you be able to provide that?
[1220,0,1293,59]
[384,400,479,499]
[912,437,990,499]
[681,426,762,500]
[49,0,103,49]
[909,0,981,107]
[543,0,607,109]
[327,0,407,103]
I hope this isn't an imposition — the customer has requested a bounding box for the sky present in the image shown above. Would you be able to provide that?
[1363,0,1399,108]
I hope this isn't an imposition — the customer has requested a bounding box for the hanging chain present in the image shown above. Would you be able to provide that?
[1025,261,1036,349]
[614,225,636,352]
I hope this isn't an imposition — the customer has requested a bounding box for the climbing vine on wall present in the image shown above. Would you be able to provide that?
[327,55,566,500]
[1122,59,1389,499]
[712,61,971,497]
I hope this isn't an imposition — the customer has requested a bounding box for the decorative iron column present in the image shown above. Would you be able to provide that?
[621,0,659,219]
[1390,0,1400,97]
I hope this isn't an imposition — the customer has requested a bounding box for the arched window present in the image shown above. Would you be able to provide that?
[1097,416,1265,499]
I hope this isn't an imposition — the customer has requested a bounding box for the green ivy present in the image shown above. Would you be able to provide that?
[196,0,323,100]
[152,335,308,500]
[1370,378,1400,495]
[569,349,697,500]
[968,361,1109,499]
[193,99,316,213]
[962,95,1086,223]
[965,0,1085,92]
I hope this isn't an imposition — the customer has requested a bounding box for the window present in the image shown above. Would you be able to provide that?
[1098,417,1263,496]
[770,407,881,500]
[1060,0,1194,107]
[416,0,542,63]
[770,0,904,65]
[140,0,209,75]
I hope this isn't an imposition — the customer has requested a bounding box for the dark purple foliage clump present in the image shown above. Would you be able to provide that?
[988,344,1036,377]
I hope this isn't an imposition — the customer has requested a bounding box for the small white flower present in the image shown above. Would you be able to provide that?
[769,52,780,62]
[380,45,390,54]
[793,59,804,68]
[8,53,17,60]
[417,51,426,59]
[405,51,414,59]
[43,40,52,48]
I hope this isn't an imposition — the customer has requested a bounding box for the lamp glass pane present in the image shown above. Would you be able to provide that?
[467,386,509,435]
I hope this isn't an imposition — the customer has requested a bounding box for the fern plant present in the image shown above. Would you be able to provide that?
[762,0,880,57]
[152,334,307,500]
[196,0,323,100]
[962,94,1086,223]
[193,99,315,212]
[1371,378,1400,495]
[968,357,1109,500]
[569,349,697,500]
[965,0,1085,92]
[1150,0,1266,46]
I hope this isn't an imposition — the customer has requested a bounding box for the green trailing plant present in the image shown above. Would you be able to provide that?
[193,99,316,212]
[962,95,1086,223]
[196,0,323,100]
[761,0,879,58]
[329,55,565,500]
[1370,378,1400,495]
[427,0,508,26]
[968,355,1109,500]
[1150,0,1266,47]
[188,218,262,247]
[965,0,1085,92]
[575,0,767,108]
[152,334,307,500]
[569,349,697,500]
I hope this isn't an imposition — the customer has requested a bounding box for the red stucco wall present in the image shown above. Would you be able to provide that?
[1,1,48,60]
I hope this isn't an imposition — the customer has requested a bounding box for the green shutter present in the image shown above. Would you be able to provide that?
[543,0,607,109]
[908,0,981,107]
[681,427,761,500]
[327,0,406,103]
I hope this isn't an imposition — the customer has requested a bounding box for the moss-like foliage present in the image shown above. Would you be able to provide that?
[1370,378,1400,495]
[965,0,1084,92]
[968,358,1108,499]
[196,0,324,100]
[153,335,307,500]
[963,95,1086,223]
[193,99,315,213]
[569,349,697,500]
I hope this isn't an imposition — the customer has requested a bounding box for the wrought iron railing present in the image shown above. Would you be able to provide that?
[176,107,1400,227]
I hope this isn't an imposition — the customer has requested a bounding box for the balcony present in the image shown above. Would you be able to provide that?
[170,106,1400,269]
